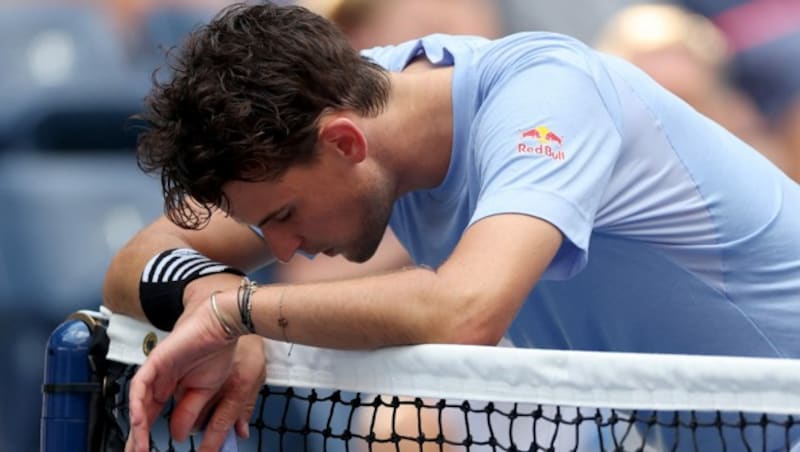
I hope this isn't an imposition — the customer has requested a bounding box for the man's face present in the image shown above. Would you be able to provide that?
[223,148,393,264]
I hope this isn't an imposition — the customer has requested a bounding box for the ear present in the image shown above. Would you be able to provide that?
[318,116,367,163]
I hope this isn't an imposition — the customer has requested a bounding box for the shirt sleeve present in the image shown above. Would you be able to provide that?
[469,59,623,280]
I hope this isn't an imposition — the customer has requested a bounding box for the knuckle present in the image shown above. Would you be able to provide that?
[208,415,232,433]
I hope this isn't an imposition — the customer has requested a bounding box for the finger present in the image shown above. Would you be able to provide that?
[234,381,261,439]
[170,387,217,442]
[128,365,167,452]
[128,395,152,452]
[232,336,266,440]
[174,383,217,434]
[235,418,250,439]
[197,396,244,452]
[192,394,221,434]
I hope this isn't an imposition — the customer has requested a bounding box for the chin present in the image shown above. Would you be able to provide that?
[343,244,380,264]
[343,252,371,264]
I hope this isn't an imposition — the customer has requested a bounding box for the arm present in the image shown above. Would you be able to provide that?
[104,209,271,451]
[127,213,562,450]
[242,213,562,348]
[102,208,271,318]
[128,213,562,451]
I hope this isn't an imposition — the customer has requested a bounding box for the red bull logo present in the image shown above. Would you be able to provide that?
[517,125,565,161]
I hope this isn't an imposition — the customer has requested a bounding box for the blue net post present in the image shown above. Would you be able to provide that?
[40,316,96,452]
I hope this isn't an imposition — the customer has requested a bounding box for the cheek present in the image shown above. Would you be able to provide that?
[298,205,344,237]
[301,192,366,237]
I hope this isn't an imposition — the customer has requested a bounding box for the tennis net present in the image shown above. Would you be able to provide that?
[42,309,800,451]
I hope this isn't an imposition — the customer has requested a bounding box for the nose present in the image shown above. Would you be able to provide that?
[262,226,302,263]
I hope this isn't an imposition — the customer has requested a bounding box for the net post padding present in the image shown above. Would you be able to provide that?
[105,311,800,416]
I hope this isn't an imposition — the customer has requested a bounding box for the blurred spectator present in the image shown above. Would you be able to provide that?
[5,0,235,68]
[0,1,143,151]
[499,0,651,44]
[595,3,792,176]
[0,2,171,451]
[299,0,501,50]
[98,0,232,67]
[678,0,800,182]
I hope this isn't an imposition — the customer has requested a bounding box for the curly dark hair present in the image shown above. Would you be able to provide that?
[136,2,391,229]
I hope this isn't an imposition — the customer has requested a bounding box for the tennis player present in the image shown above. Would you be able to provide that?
[103,3,800,451]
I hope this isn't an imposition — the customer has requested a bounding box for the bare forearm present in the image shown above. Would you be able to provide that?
[258,267,445,348]
[216,266,497,350]
[102,214,272,318]
[211,215,564,350]
[102,225,190,318]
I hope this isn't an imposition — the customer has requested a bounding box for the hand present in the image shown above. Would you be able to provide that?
[174,276,267,449]
[126,274,267,452]
[125,289,237,452]
[173,336,266,450]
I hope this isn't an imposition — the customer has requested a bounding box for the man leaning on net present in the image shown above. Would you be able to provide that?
[101,2,800,451]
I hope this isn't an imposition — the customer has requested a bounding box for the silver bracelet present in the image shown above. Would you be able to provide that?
[210,291,238,339]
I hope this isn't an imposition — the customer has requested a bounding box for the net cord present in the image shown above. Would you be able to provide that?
[99,308,800,415]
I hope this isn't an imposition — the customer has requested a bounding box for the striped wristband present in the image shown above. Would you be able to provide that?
[139,248,245,331]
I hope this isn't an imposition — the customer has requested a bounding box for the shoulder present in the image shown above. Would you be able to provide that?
[472,33,605,91]
[360,32,598,75]
[359,33,508,71]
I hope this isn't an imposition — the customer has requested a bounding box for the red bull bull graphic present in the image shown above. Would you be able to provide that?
[517,125,565,161]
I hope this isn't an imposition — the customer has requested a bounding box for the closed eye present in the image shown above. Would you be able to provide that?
[273,207,293,223]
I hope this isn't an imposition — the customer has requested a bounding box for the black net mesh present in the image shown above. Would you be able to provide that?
[102,363,800,452]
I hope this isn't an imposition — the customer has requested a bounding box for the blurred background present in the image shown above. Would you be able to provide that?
[1,1,797,451]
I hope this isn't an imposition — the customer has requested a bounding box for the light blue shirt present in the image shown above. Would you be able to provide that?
[363,33,800,358]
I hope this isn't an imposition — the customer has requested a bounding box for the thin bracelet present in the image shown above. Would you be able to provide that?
[237,277,258,334]
[276,288,294,355]
[210,291,236,339]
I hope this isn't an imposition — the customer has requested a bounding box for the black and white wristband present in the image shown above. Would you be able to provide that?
[139,248,245,331]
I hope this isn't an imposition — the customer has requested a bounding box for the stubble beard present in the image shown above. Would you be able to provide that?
[344,185,394,263]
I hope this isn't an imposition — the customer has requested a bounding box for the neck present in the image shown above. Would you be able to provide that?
[365,66,454,198]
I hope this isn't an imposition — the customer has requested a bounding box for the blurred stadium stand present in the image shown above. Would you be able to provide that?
[0,5,126,89]
[140,6,215,55]
[0,153,162,314]
[0,4,168,451]
[676,0,800,181]
[4,1,790,451]
[0,5,147,151]
[679,0,800,120]
[0,151,162,452]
